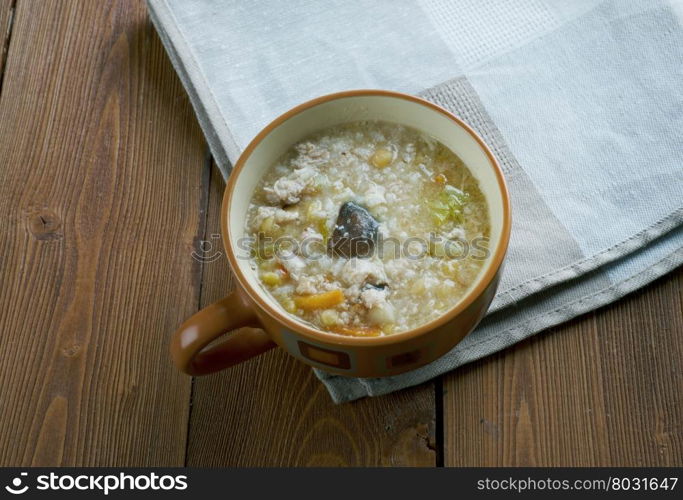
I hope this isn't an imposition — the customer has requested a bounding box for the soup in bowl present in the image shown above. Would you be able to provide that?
[171,90,510,378]
[246,121,490,337]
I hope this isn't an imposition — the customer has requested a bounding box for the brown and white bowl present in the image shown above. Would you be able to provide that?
[171,90,511,378]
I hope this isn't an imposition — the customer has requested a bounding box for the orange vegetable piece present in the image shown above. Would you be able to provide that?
[293,290,344,310]
[434,173,447,184]
[276,262,289,277]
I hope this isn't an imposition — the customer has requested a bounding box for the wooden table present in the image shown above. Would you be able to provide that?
[1,1,681,467]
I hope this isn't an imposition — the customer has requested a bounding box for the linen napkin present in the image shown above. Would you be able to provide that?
[147,0,683,402]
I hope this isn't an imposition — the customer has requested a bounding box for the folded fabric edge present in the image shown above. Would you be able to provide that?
[489,207,683,315]
[146,0,236,177]
[318,246,683,403]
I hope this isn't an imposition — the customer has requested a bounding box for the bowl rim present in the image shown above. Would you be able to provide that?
[222,89,511,346]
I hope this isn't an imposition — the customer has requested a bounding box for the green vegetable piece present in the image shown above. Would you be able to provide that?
[429,185,469,226]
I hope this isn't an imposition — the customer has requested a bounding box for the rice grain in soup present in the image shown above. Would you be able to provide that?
[245,121,490,337]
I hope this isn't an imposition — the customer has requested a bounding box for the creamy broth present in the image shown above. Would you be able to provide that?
[245,121,490,336]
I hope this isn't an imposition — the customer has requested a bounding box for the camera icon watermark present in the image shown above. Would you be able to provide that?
[5,472,29,495]
[192,233,224,263]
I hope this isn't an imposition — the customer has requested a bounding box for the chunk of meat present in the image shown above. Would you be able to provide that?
[279,255,306,280]
[363,183,386,208]
[295,275,321,295]
[340,258,386,287]
[328,201,379,258]
[360,286,395,325]
[266,179,304,205]
[360,287,388,308]
[264,166,317,205]
[252,206,298,230]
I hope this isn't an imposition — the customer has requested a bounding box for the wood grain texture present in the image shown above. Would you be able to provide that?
[0,0,206,465]
[444,268,683,466]
[0,0,13,84]
[184,165,437,467]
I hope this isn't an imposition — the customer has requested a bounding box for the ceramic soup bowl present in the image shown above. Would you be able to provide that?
[171,90,511,378]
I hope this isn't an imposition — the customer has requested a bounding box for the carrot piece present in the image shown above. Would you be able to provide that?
[434,173,447,184]
[330,325,382,337]
[293,290,344,310]
[276,262,289,278]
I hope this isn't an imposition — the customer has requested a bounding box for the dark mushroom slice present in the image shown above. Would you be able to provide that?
[362,282,387,291]
[328,201,379,259]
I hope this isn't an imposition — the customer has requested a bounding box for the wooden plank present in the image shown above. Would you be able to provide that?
[443,269,683,466]
[184,165,437,467]
[0,0,207,465]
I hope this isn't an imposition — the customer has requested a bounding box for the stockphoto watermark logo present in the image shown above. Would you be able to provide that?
[192,232,491,263]
[3,471,187,496]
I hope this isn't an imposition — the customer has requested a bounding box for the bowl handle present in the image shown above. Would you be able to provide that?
[171,291,276,375]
